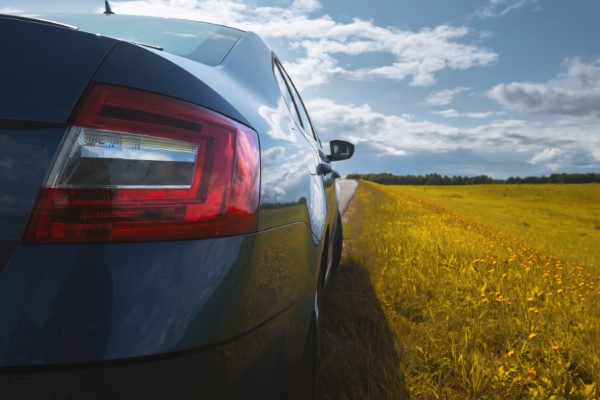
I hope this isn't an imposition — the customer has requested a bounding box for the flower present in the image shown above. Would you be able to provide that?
[528,332,537,340]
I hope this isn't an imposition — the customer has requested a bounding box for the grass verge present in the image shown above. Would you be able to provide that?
[320,181,599,399]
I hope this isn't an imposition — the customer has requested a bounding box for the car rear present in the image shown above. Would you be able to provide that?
[0,14,318,399]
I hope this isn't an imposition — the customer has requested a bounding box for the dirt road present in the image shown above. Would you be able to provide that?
[337,179,358,215]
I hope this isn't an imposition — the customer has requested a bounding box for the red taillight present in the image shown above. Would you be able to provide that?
[23,83,260,243]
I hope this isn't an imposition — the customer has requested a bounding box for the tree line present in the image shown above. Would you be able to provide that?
[346,172,600,185]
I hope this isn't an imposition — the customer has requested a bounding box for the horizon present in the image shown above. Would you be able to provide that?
[346,170,600,182]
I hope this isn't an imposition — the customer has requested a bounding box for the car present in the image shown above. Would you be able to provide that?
[0,10,354,399]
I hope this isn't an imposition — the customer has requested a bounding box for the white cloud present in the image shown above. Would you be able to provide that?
[528,148,563,166]
[299,25,498,87]
[109,0,498,88]
[488,59,600,117]
[432,109,504,119]
[101,0,249,22]
[425,87,470,106]
[0,7,23,13]
[289,0,321,14]
[306,98,461,153]
[472,0,538,19]
[306,97,600,172]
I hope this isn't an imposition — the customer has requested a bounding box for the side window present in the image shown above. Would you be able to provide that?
[274,59,318,142]
[273,62,301,125]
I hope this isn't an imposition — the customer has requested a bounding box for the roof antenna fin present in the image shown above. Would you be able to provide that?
[104,1,115,15]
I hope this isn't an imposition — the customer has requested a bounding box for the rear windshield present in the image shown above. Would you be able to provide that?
[37,14,243,66]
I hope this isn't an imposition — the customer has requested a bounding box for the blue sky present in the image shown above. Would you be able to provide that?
[3,0,600,178]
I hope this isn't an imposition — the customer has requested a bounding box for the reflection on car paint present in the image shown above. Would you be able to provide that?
[257,98,318,233]
[0,131,63,239]
[309,174,326,241]
[258,101,298,143]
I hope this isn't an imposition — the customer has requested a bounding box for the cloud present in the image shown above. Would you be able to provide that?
[0,7,23,13]
[488,59,600,117]
[432,109,505,119]
[296,25,498,87]
[100,0,250,22]
[528,148,563,165]
[471,0,539,19]
[109,0,497,88]
[306,98,461,153]
[525,147,598,171]
[306,97,600,173]
[425,87,470,106]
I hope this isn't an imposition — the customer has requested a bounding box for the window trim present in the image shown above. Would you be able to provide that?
[272,56,321,145]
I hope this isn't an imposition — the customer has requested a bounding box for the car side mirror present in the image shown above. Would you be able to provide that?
[328,140,354,161]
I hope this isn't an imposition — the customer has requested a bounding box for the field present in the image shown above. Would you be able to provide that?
[319,181,600,399]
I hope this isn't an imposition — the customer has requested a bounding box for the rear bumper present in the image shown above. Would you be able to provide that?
[0,223,318,397]
[0,299,307,399]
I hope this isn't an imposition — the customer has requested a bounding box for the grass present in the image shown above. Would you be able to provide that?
[395,184,600,267]
[320,181,600,399]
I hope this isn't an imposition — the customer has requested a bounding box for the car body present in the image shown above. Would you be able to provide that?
[0,12,353,399]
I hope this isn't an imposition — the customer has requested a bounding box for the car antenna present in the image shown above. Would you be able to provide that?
[104,0,115,15]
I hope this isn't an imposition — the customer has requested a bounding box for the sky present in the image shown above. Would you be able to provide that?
[2,0,600,178]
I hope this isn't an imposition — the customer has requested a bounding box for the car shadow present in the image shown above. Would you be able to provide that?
[319,257,411,399]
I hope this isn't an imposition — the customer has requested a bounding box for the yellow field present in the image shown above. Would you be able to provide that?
[395,184,600,267]
[320,181,600,399]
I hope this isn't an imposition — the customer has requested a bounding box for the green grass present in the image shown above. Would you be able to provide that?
[320,181,600,399]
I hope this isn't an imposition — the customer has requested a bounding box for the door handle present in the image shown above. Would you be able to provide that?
[317,162,333,175]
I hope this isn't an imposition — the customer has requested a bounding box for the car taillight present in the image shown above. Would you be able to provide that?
[23,83,260,243]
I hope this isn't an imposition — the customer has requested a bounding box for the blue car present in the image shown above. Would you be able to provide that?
[0,11,354,399]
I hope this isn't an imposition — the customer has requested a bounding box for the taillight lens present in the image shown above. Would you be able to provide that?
[23,83,260,243]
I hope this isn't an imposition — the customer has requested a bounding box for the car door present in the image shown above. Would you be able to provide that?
[272,58,335,247]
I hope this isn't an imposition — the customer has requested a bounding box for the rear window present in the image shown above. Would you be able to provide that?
[38,14,243,66]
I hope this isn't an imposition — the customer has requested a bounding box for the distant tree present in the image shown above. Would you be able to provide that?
[345,172,600,185]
